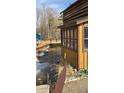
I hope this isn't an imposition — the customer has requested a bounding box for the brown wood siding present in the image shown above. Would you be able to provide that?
[63,0,88,25]
[60,0,88,70]
[61,26,78,69]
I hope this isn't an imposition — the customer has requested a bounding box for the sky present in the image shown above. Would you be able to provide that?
[36,0,76,12]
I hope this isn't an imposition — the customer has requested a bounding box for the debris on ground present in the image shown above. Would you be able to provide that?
[48,64,64,93]
[36,46,88,93]
[36,46,64,93]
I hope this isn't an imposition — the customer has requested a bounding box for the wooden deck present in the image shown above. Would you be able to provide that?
[36,40,61,50]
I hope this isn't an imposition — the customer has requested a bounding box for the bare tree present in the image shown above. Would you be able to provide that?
[37,4,61,40]
[36,8,40,28]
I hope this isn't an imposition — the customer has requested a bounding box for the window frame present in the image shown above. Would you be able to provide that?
[83,24,88,51]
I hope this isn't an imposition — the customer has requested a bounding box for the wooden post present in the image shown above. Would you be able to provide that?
[78,24,84,70]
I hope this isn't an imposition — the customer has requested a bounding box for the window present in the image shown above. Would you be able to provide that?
[84,27,88,38]
[74,27,78,50]
[61,30,66,47]
[74,28,77,39]
[84,27,88,49]
[61,27,78,51]
[70,29,73,49]
[67,30,70,48]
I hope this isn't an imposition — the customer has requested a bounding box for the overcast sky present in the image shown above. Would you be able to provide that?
[36,0,76,12]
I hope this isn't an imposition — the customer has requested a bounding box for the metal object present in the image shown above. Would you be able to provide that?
[54,65,66,93]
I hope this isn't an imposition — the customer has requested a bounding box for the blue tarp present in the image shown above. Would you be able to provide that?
[36,32,42,41]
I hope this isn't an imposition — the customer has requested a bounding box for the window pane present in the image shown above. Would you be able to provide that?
[84,27,88,38]
[65,39,67,47]
[65,30,67,38]
[84,39,88,49]
[68,39,70,48]
[74,40,77,50]
[67,30,69,38]
[74,28,77,39]
[71,40,73,49]
[71,29,73,39]
[84,27,88,49]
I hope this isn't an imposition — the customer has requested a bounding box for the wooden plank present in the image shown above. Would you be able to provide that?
[64,11,88,24]
[64,7,88,21]
[84,51,88,69]
[64,3,88,19]
[63,0,87,15]
[78,24,84,69]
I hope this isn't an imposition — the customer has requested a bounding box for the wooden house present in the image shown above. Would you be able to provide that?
[60,0,88,70]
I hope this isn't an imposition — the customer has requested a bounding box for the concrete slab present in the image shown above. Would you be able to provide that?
[36,85,49,93]
[62,77,88,93]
